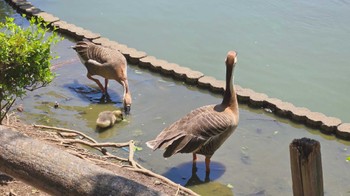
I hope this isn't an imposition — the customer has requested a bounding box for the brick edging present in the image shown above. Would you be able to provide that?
[5,0,350,140]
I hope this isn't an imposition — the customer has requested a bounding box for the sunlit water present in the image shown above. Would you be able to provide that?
[28,0,350,123]
[1,1,350,195]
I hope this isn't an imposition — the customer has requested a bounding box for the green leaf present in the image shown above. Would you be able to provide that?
[0,15,63,123]
[134,146,143,152]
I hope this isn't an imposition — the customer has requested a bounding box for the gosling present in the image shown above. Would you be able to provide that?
[96,110,123,128]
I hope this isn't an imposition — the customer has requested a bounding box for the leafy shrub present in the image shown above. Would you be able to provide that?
[0,16,62,124]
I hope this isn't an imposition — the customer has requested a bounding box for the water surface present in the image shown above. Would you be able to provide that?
[29,0,350,122]
[16,32,350,196]
[1,2,350,195]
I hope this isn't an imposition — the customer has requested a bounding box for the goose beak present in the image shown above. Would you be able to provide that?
[124,105,131,115]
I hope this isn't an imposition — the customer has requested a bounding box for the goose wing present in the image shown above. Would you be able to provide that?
[146,104,235,157]
[73,41,123,64]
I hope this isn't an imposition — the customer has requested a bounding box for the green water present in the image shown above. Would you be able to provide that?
[29,0,350,122]
[1,1,350,195]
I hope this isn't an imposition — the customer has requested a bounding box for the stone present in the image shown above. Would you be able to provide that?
[149,59,168,72]
[336,123,350,140]
[290,107,310,123]
[11,0,28,7]
[139,56,157,69]
[51,20,69,33]
[275,101,295,117]
[320,116,342,135]
[160,63,180,76]
[236,88,255,103]
[184,70,203,85]
[112,44,129,53]
[249,92,268,108]
[34,12,60,24]
[18,3,35,14]
[305,112,327,128]
[128,50,147,65]
[264,97,283,112]
[22,6,41,16]
[172,66,192,80]
[81,29,101,40]
[198,76,216,89]
[92,37,111,46]
[72,26,86,40]
[210,79,225,94]
[60,23,79,38]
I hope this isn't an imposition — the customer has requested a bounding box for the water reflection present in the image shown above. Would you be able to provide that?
[162,160,233,195]
[64,80,123,106]
[185,162,210,186]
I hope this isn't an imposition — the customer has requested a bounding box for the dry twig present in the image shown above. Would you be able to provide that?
[32,124,199,196]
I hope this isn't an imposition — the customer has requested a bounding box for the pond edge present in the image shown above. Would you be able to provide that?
[5,0,350,141]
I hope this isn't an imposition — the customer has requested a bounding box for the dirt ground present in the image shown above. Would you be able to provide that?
[0,117,197,196]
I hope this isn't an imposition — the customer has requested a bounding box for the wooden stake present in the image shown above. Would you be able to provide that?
[289,138,324,196]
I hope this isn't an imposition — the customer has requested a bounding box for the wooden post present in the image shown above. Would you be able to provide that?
[289,138,324,196]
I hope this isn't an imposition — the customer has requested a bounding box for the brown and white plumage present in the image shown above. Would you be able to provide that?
[146,51,239,173]
[72,41,132,114]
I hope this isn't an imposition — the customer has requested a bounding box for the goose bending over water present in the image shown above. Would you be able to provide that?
[72,41,132,114]
[146,51,239,173]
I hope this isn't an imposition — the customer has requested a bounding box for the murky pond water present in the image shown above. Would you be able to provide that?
[29,0,350,122]
[16,38,350,196]
[1,2,350,195]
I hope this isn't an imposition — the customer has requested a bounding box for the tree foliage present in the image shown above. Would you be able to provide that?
[0,16,62,124]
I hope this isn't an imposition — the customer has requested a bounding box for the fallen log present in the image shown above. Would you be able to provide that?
[0,125,163,196]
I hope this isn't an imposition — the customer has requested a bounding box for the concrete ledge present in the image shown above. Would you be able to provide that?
[6,0,349,141]
[249,92,268,108]
[198,76,217,89]
[33,12,59,24]
[237,88,256,103]
[289,107,310,123]
[320,117,342,135]
[148,58,168,72]
[139,56,157,69]
[120,48,147,64]
[159,63,179,76]
[172,66,192,80]
[275,101,295,118]
[210,80,225,94]
[18,3,40,16]
[8,0,29,7]
[336,123,350,140]
[183,70,204,85]
[92,38,128,53]
[305,112,327,129]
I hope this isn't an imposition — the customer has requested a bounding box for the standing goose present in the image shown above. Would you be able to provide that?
[146,51,239,173]
[72,41,132,114]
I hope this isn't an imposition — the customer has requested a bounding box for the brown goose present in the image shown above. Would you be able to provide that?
[72,41,132,114]
[146,51,239,173]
